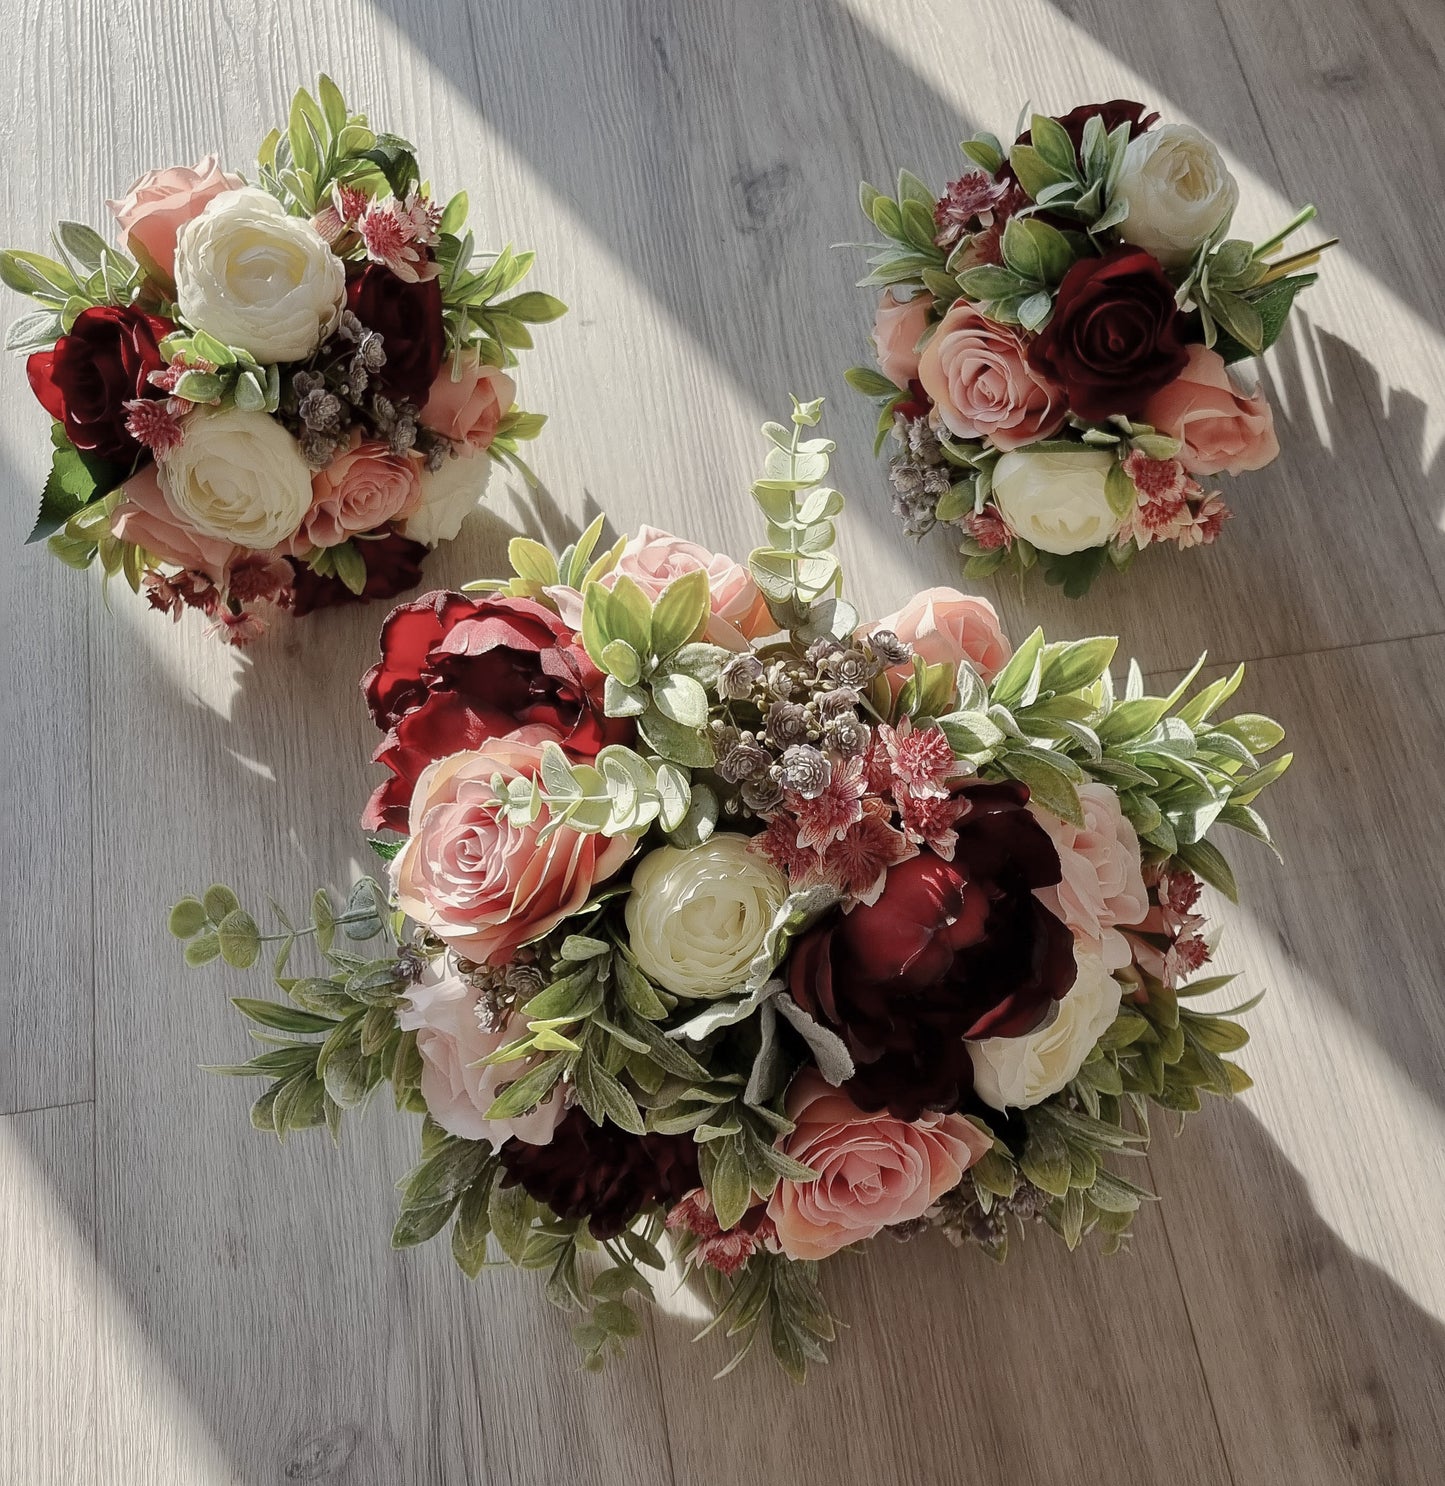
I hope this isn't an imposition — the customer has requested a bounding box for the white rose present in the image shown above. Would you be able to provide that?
[174,187,345,362]
[403,452,492,547]
[991,448,1122,554]
[158,405,314,549]
[623,834,788,999]
[1112,124,1240,268]
[968,950,1122,1111]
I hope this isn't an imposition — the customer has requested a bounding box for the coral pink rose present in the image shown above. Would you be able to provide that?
[1030,782,1148,971]
[111,464,242,584]
[419,352,515,455]
[872,586,1013,685]
[392,733,636,964]
[766,1072,990,1260]
[299,435,423,550]
[1142,345,1280,477]
[396,962,562,1146]
[547,525,772,651]
[106,155,244,283]
[873,288,931,389]
[918,300,1066,450]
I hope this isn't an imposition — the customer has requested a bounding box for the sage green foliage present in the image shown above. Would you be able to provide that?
[170,877,412,1142]
[679,1247,838,1384]
[396,1118,668,1370]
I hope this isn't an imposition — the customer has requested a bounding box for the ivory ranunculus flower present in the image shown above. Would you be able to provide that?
[991,447,1123,554]
[397,962,562,1147]
[968,950,1122,1111]
[157,405,314,549]
[624,834,788,999]
[766,1071,990,1260]
[1112,124,1240,268]
[174,187,345,362]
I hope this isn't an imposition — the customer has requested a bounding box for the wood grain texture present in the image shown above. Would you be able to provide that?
[1,0,1443,1481]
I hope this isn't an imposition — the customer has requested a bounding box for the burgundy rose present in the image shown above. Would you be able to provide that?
[287,529,429,617]
[498,1109,700,1240]
[787,782,1076,1121]
[27,305,172,462]
[1027,248,1190,421]
[360,591,627,833]
[345,264,445,406]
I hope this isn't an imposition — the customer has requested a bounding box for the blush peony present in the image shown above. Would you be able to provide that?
[765,1071,990,1260]
[391,736,636,964]
[397,961,563,1146]
[609,525,773,649]
[1030,782,1148,971]
[917,299,1066,450]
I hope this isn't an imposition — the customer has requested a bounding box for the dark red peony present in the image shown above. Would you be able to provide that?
[287,529,429,617]
[27,305,172,462]
[787,782,1076,1121]
[360,591,626,833]
[345,264,445,406]
[1027,248,1190,421]
[497,1109,700,1240]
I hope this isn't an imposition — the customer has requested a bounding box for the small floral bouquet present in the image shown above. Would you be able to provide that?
[850,100,1332,595]
[2,76,561,642]
[173,400,1289,1379]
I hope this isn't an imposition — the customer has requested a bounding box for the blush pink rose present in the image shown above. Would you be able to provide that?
[872,586,1013,685]
[918,300,1066,450]
[392,732,636,965]
[396,962,562,1146]
[419,352,515,455]
[547,525,772,651]
[1031,782,1149,971]
[766,1071,990,1260]
[110,464,242,583]
[299,435,423,550]
[873,288,932,389]
[106,155,244,283]
[1142,344,1280,477]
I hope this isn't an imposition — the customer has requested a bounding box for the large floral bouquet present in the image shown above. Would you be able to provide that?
[849,100,1332,595]
[173,401,1289,1378]
[2,76,561,642]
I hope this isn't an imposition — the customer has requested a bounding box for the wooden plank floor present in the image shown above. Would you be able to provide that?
[2,0,1443,1480]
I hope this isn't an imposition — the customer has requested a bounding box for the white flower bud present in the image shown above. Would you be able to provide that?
[1112,124,1240,268]
[991,447,1122,555]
